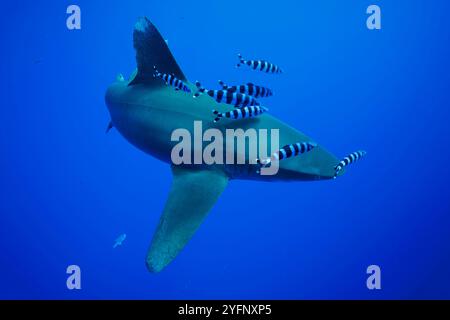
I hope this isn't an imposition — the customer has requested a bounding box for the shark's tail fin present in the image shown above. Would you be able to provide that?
[212,110,222,122]
[193,81,206,98]
[236,53,245,67]
[218,80,228,90]
[129,17,187,86]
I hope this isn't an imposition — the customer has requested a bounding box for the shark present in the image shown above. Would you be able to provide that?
[105,17,343,273]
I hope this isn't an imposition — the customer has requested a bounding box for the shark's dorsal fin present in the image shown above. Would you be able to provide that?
[146,166,228,273]
[129,17,187,86]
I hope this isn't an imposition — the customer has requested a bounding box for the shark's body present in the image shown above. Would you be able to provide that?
[105,17,342,273]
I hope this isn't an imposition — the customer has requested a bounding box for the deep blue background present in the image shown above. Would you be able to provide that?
[1,0,450,299]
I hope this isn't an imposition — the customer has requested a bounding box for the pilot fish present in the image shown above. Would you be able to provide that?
[218,80,273,98]
[194,81,260,108]
[212,106,268,122]
[334,150,367,178]
[153,66,191,92]
[236,54,283,74]
[257,142,317,169]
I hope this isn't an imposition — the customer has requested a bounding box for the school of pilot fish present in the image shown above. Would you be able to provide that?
[153,53,366,177]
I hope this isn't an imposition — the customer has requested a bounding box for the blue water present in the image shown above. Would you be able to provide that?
[1,0,450,299]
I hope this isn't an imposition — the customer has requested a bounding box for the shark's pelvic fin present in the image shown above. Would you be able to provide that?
[129,17,187,86]
[106,121,114,133]
[146,166,228,273]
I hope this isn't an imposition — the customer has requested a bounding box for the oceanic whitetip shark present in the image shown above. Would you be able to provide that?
[105,17,343,273]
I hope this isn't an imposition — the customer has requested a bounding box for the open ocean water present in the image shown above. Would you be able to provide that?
[1,0,450,299]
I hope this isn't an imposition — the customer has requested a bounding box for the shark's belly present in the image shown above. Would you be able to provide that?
[106,84,339,181]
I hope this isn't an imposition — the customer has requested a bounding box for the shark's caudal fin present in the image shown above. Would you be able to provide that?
[146,166,229,273]
[129,17,187,86]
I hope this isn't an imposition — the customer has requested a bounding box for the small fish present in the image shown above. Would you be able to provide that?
[153,66,191,92]
[195,81,260,108]
[218,80,273,98]
[113,233,127,249]
[257,142,317,169]
[236,54,283,74]
[334,150,366,179]
[212,105,268,122]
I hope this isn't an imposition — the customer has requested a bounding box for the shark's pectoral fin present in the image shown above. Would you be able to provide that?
[146,166,228,273]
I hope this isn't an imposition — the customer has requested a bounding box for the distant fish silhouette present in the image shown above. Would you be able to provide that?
[113,233,127,248]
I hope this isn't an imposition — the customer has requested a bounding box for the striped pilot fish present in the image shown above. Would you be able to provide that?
[257,142,317,169]
[334,150,367,178]
[212,105,268,122]
[153,66,191,93]
[218,80,273,98]
[194,81,260,108]
[236,54,283,74]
